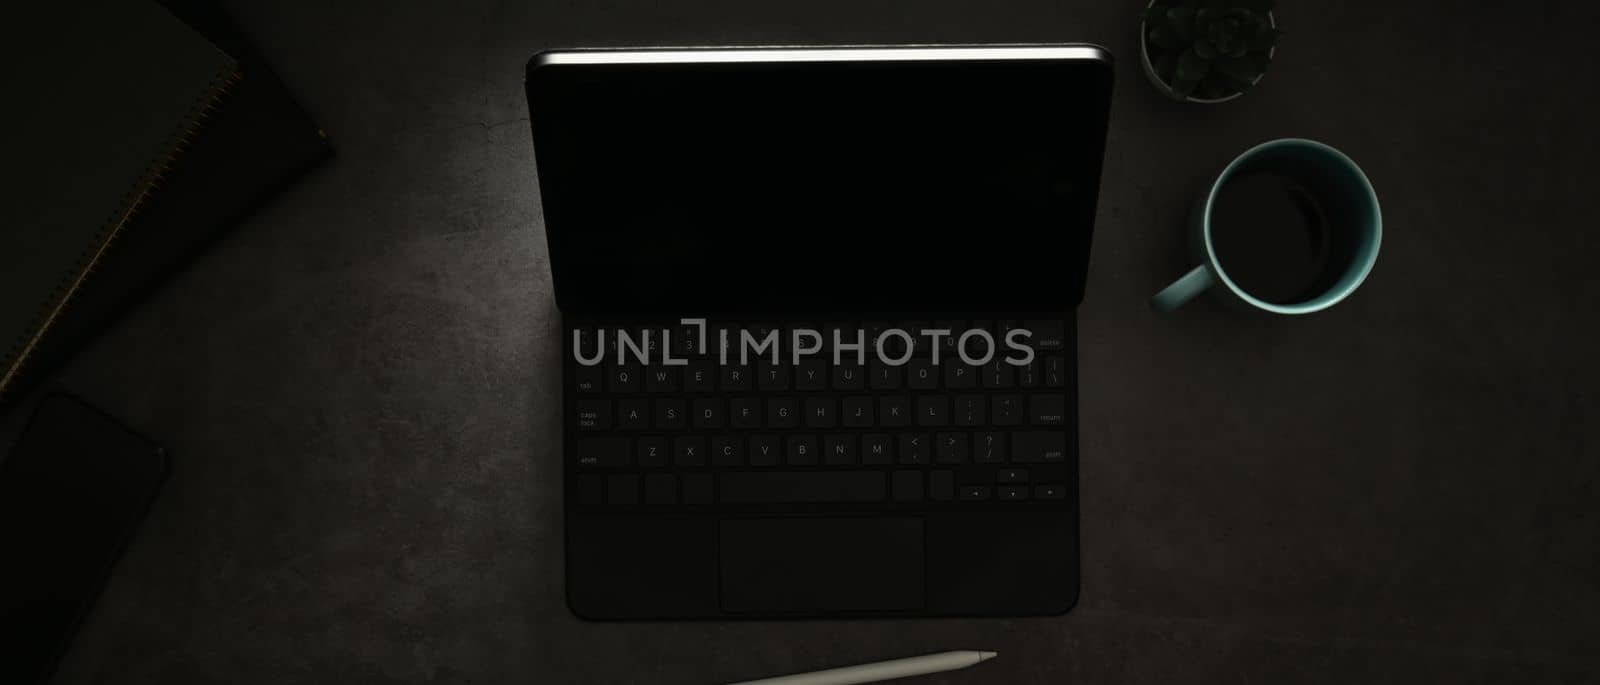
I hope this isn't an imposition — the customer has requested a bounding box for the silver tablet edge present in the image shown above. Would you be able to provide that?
[530,45,1111,69]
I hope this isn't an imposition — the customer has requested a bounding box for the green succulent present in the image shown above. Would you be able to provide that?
[1144,0,1282,100]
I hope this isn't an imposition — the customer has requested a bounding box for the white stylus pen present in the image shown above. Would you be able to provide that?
[726,650,998,685]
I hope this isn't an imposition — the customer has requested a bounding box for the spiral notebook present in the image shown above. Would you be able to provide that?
[0,0,236,400]
[0,0,332,411]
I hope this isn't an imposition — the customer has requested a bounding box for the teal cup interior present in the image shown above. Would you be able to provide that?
[1152,138,1382,314]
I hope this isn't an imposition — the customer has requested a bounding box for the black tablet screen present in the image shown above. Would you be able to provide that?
[528,51,1112,314]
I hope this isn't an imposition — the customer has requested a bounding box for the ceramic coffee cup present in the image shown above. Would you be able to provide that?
[1151,138,1381,314]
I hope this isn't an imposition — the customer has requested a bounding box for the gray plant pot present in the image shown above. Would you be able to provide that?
[1139,2,1277,104]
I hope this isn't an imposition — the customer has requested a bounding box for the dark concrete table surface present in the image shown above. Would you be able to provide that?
[4,1,1597,683]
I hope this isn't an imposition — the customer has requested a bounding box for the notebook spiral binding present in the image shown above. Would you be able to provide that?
[0,65,243,401]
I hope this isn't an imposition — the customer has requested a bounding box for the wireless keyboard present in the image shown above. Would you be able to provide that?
[566,318,1076,512]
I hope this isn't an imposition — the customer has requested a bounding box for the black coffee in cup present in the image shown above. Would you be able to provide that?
[1209,168,1355,305]
[1152,139,1381,314]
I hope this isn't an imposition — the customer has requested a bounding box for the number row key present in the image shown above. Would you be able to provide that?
[576,431,1066,468]
[576,395,1065,430]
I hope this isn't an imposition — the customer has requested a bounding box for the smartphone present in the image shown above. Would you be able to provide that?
[0,394,167,684]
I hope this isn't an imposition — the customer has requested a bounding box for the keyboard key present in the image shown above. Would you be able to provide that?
[1044,355,1067,388]
[899,320,929,353]
[1034,484,1067,500]
[768,397,799,428]
[573,327,599,357]
[683,474,714,504]
[684,361,715,392]
[831,325,870,365]
[577,437,629,468]
[787,435,818,465]
[1018,359,1039,388]
[997,468,1028,483]
[637,438,669,467]
[631,326,663,364]
[577,474,603,506]
[933,320,962,358]
[746,323,784,361]
[794,359,827,391]
[616,399,649,430]
[712,436,744,466]
[672,322,702,358]
[749,435,781,466]
[608,364,640,392]
[1012,431,1067,462]
[964,321,992,359]
[975,432,1008,463]
[644,367,679,392]
[953,395,986,426]
[817,322,842,356]
[916,395,949,427]
[864,321,890,354]
[936,432,968,464]
[880,396,911,427]
[758,360,790,391]
[982,360,1015,389]
[958,485,991,501]
[692,398,725,429]
[944,363,977,389]
[1024,320,1065,351]
[1030,394,1067,426]
[997,485,1028,501]
[823,434,856,465]
[606,474,640,505]
[674,436,706,467]
[898,433,930,465]
[645,474,677,505]
[720,365,751,391]
[730,397,761,429]
[804,398,836,428]
[789,322,816,349]
[875,325,907,359]
[576,400,610,431]
[831,364,864,390]
[892,471,923,502]
[868,361,902,390]
[930,470,954,501]
[575,365,603,393]
[991,395,1023,426]
[720,471,884,503]
[711,325,737,360]
[906,359,938,390]
[861,434,893,465]
[842,397,873,427]
[654,399,686,430]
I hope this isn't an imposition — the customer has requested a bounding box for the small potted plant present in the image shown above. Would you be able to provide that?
[1140,0,1281,103]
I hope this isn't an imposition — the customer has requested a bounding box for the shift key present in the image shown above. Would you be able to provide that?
[1011,431,1067,463]
[576,438,630,468]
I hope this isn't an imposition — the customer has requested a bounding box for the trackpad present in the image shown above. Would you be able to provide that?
[720,517,924,613]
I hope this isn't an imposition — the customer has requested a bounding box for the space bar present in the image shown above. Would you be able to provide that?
[719,472,885,503]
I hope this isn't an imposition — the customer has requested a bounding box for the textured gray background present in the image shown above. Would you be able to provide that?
[3,0,1598,683]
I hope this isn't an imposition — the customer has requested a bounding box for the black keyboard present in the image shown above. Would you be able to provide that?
[566,319,1075,510]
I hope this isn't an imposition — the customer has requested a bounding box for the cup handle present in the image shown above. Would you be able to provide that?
[1152,265,1215,312]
